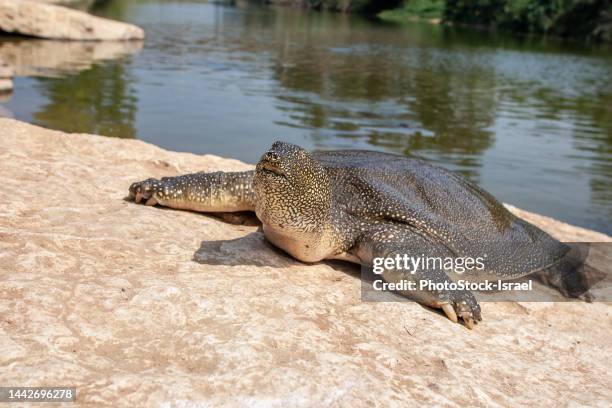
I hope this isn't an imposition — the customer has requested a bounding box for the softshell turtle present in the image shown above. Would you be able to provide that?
[128,142,582,328]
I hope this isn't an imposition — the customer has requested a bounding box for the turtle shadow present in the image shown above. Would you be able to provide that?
[193,232,293,267]
[192,231,360,279]
[191,233,471,326]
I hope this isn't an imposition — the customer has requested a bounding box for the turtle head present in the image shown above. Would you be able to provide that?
[254,141,332,233]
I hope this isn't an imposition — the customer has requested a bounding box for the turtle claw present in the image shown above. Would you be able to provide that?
[129,178,163,205]
[439,292,482,329]
[145,197,158,206]
[441,303,458,323]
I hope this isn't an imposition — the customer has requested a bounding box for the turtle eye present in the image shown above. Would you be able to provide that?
[263,151,280,163]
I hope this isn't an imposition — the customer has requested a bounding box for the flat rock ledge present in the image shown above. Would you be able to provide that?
[0,0,144,41]
[0,118,610,407]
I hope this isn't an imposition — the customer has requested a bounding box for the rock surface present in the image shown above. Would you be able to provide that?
[0,61,12,78]
[0,119,610,406]
[0,78,11,93]
[0,0,144,41]
[0,61,12,93]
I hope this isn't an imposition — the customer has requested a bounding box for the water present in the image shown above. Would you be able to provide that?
[1,0,611,234]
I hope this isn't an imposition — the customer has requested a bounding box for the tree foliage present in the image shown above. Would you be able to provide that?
[444,0,612,42]
[268,0,403,14]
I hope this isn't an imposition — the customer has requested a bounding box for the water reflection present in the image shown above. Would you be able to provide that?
[0,39,142,78]
[579,92,612,224]
[0,38,142,136]
[242,9,497,178]
[272,56,497,178]
[34,62,138,138]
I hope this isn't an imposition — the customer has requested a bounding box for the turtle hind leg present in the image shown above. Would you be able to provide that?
[355,224,482,329]
[532,243,606,301]
[382,263,482,329]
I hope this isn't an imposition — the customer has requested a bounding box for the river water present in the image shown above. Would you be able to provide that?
[1,0,611,233]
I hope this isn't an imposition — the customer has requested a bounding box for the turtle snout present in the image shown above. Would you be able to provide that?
[257,149,287,178]
[259,141,310,175]
[269,141,305,158]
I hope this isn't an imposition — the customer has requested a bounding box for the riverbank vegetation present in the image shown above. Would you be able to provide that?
[266,0,612,42]
[378,0,444,22]
[384,0,612,43]
[265,0,402,14]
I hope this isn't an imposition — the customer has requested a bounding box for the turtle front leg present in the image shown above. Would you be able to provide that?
[128,170,255,213]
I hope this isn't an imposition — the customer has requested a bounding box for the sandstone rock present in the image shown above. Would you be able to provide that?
[0,60,12,94]
[504,203,611,242]
[0,78,12,92]
[0,61,13,93]
[0,0,144,41]
[0,39,142,77]
[0,118,610,406]
[0,61,12,78]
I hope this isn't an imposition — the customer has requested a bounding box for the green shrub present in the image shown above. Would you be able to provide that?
[379,0,445,21]
[294,0,403,13]
[444,0,612,41]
